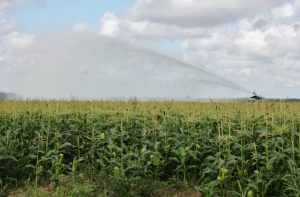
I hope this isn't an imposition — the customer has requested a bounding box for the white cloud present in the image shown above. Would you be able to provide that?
[0,0,17,11]
[0,32,35,90]
[180,19,300,95]
[4,31,35,48]
[123,20,207,38]
[100,12,120,36]
[272,3,295,18]
[99,12,208,38]
[0,0,37,91]
[0,0,38,12]
[127,0,291,27]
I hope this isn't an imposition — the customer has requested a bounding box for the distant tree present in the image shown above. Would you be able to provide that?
[0,91,19,100]
[0,92,6,99]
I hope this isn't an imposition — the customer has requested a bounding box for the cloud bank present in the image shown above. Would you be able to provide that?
[127,0,293,27]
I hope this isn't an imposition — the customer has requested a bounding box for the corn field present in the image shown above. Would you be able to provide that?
[1,100,300,196]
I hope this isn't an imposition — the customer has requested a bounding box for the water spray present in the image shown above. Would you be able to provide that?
[105,35,252,94]
[9,31,253,99]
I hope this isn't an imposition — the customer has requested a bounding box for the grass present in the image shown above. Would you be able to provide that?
[1,100,300,196]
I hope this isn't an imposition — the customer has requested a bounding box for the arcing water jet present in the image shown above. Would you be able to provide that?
[8,31,250,99]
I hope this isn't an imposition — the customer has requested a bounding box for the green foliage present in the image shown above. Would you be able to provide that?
[1,100,300,196]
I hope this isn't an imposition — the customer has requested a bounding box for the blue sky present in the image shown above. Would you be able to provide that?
[7,0,131,33]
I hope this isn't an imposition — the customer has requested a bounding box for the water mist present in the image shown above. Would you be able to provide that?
[8,30,250,99]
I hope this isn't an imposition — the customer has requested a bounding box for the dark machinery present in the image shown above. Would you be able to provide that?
[250,91,263,100]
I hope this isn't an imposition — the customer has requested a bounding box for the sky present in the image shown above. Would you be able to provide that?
[1,0,300,99]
